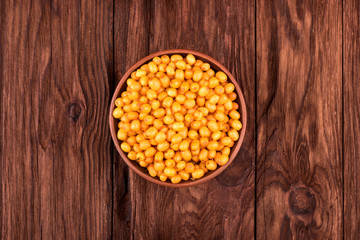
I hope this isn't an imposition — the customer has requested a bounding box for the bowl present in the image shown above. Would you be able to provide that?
[109,49,247,187]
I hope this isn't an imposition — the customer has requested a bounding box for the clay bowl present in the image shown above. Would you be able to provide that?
[109,49,247,187]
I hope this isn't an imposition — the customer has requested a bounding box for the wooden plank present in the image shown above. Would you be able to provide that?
[124,1,256,239]
[50,0,113,238]
[344,0,360,238]
[0,1,52,238]
[256,0,342,238]
[113,0,150,239]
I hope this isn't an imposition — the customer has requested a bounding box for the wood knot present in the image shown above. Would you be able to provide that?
[67,102,82,122]
[288,187,316,215]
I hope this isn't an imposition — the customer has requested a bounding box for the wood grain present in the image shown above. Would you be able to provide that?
[50,0,113,238]
[113,0,255,239]
[344,0,360,238]
[256,0,343,238]
[0,1,51,238]
[113,0,150,239]
[1,0,113,239]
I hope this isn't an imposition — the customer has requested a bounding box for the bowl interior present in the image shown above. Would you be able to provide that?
[110,50,247,187]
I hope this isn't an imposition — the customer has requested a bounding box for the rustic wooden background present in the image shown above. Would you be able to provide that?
[0,0,359,239]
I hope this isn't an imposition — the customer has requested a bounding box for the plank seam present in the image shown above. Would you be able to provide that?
[254,0,257,239]
[341,0,344,239]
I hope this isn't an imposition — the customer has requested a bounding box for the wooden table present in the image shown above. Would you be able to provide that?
[1,0,359,239]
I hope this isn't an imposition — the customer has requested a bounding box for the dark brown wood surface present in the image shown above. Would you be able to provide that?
[1,0,359,239]
[344,0,360,239]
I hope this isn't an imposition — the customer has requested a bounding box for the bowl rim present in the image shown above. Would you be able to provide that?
[109,49,247,187]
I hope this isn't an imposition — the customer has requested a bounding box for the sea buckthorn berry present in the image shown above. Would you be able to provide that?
[224,100,233,112]
[166,66,175,76]
[231,120,242,130]
[154,152,164,162]
[171,134,182,144]
[228,129,239,141]
[171,175,182,184]
[185,69,193,79]
[211,131,222,141]
[199,126,211,137]
[190,139,200,150]
[176,94,186,104]
[207,141,219,150]
[178,127,188,139]
[186,54,196,65]
[113,107,124,118]
[179,140,190,151]
[190,83,200,92]
[199,149,209,162]
[217,154,229,166]
[155,132,167,143]
[193,70,203,82]
[179,170,190,180]
[148,62,158,73]
[145,127,158,138]
[170,79,182,88]
[192,169,204,179]
[209,77,219,88]
[228,92,237,101]
[229,110,240,120]
[175,70,185,81]
[160,75,170,87]
[173,152,182,162]
[159,173,167,182]
[216,71,227,82]
[198,86,210,97]
[165,159,176,168]
[196,96,206,106]
[146,89,157,100]
[222,147,231,155]
[176,60,187,70]
[172,122,185,131]
[181,150,192,161]
[115,98,124,107]
[224,83,235,94]
[200,137,209,148]
[128,151,137,160]
[214,85,225,95]
[207,150,216,159]
[163,115,175,125]
[145,147,156,157]
[154,161,165,171]
[164,149,175,159]
[206,160,217,171]
[176,161,186,171]
[149,78,161,91]
[157,141,170,151]
[194,60,203,67]
[153,56,162,65]
[171,54,183,62]
[147,165,157,177]
[185,163,195,173]
[174,113,184,122]
[158,63,167,72]
[121,142,131,153]
[187,130,199,140]
[161,55,170,64]
[201,63,211,71]
[185,91,197,99]
[209,94,220,105]
[164,167,177,177]
[166,88,177,98]
[199,79,209,87]
[117,129,127,141]
[182,99,194,110]
[136,69,147,78]
[221,137,233,146]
